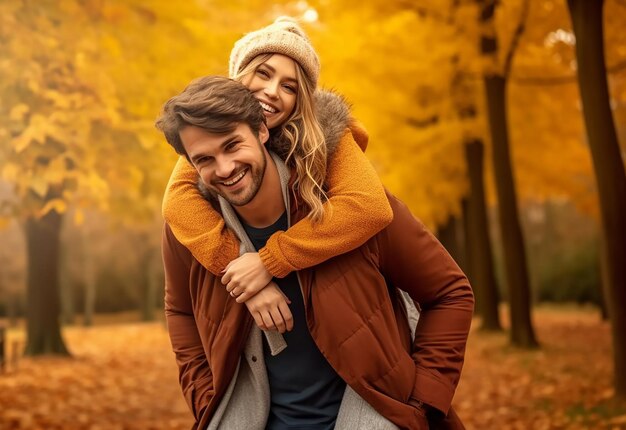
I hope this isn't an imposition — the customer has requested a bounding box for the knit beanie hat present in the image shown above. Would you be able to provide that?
[229,17,320,88]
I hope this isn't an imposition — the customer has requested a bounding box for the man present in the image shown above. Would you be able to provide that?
[157,76,474,430]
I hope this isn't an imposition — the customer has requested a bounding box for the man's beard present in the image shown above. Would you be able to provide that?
[210,144,267,207]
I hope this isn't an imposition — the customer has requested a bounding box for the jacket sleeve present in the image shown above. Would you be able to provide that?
[259,127,394,277]
[376,192,474,416]
[162,156,240,275]
[162,222,215,422]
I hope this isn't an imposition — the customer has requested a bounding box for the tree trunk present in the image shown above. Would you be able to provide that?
[484,76,537,347]
[479,0,537,347]
[24,210,70,356]
[598,236,609,321]
[460,199,474,282]
[60,245,75,325]
[139,233,158,322]
[437,215,465,270]
[465,139,502,331]
[83,245,96,327]
[567,0,626,397]
[140,265,156,322]
[0,325,6,372]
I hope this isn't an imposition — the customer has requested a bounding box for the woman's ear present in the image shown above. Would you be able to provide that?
[258,123,270,145]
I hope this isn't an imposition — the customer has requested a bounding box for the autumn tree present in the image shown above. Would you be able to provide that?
[477,0,537,347]
[566,0,626,398]
[464,138,502,330]
[450,1,502,331]
[0,0,235,355]
[0,1,115,355]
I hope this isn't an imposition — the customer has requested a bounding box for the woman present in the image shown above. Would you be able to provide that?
[162,17,393,322]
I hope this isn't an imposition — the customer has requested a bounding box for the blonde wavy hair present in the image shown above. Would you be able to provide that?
[235,54,329,222]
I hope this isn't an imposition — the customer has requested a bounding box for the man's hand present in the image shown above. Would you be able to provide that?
[221,252,272,303]
[244,281,293,334]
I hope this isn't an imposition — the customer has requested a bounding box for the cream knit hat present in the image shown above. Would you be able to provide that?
[229,17,320,88]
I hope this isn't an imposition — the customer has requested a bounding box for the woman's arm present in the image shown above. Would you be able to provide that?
[162,156,240,275]
[166,126,392,294]
[259,125,393,278]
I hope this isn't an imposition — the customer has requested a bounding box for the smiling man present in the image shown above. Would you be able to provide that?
[156,76,474,430]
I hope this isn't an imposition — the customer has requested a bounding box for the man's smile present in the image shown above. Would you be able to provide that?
[218,168,248,187]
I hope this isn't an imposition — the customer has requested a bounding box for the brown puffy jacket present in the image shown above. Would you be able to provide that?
[163,190,474,430]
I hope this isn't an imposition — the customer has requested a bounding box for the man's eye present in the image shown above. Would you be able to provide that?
[225,141,240,151]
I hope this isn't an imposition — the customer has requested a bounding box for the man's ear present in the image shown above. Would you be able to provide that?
[258,123,270,145]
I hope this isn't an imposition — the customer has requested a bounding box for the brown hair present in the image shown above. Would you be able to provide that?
[155,76,266,158]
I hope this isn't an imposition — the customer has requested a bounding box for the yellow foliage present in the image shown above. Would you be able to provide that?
[2,163,20,182]
[9,103,29,121]
[0,0,622,229]
[29,176,49,198]
[73,208,85,225]
[0,0,233,223]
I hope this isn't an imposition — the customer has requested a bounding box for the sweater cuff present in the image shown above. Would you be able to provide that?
[411,366,454,415]
[202,235,239,275]
[259,236,295,278]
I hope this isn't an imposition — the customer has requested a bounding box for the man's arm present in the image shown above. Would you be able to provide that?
[377,191,475,416]
[163,223,215,422]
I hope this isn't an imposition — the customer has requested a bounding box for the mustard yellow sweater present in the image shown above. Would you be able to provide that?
[162,122,393,278]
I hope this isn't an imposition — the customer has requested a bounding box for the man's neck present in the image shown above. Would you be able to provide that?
[234,153,285,228]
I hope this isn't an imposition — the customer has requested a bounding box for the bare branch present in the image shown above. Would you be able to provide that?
[503,0,530,77]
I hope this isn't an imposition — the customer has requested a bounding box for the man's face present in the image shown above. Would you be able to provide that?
[180,123,270,207]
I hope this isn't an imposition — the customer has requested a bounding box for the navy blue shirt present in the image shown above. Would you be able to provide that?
[242,212,346,430]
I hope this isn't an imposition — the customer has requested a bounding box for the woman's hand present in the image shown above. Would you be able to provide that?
[221,252,272,303]
[243,282,293,334]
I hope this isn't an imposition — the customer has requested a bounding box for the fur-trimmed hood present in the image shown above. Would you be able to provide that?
[267,89,368,159]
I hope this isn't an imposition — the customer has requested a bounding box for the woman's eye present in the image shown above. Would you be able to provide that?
[283,84,296,94]
[256,69,270,78]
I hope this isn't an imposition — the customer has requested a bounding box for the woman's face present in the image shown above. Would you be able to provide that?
[243,54,298,130]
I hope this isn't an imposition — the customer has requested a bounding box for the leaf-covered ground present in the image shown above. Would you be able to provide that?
[1,306,625,429]
[454,306,626,430]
